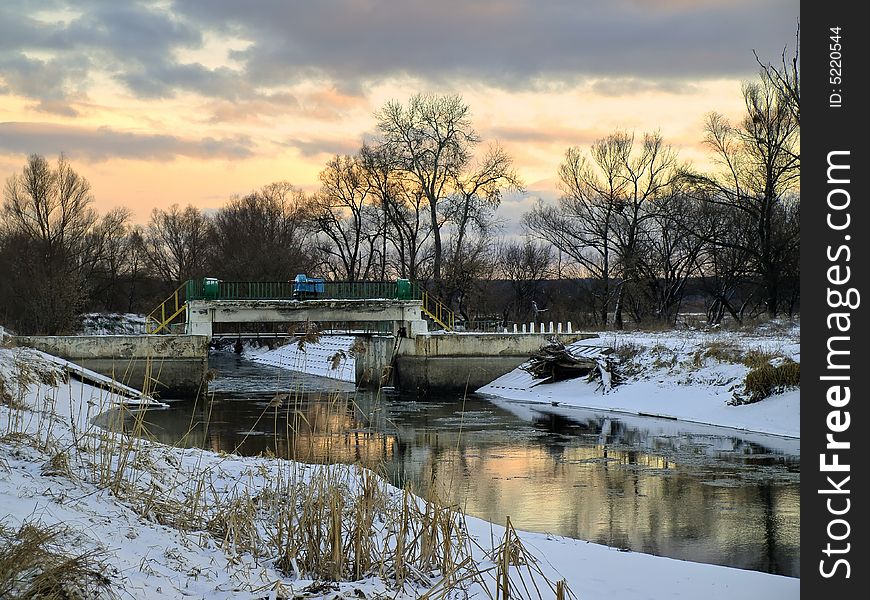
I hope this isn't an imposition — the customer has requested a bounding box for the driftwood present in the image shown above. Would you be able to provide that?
[521,340,598,381]
[522,339,621,390]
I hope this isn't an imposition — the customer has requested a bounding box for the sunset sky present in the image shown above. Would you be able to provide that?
[1,0,799,225]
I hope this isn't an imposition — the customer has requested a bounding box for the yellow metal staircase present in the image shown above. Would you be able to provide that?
[419,286,455,331]
[146,282,188,334]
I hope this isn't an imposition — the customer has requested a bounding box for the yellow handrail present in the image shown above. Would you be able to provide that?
[420,289,455,331]
[146,282,188,334]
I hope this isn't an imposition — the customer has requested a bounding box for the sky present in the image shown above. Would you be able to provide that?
[0,0,799,224]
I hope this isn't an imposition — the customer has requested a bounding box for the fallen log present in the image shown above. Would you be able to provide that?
[521,339,620,390]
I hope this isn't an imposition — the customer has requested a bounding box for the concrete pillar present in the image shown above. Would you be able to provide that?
[187,309,213,336]
[408,319,430,337]
[568,321,573,333]
[521,324,526,333]
[549,321,554,333]
[558,323,563,333]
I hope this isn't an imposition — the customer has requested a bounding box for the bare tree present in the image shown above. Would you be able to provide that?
[88,207,136,311]
[498,239,553,324]
[635,189,704,324]
[1,154,100,333]
[608,132,679,326]
[142,204,211,284]
[375,94,479,281]
[690,198,757,324]
[686,73,800,317]
[755,22,800,128]
[307,155,383,281]
[360,143,433,281]
[440,144,521,312]
[209,181,311,280]
[525,132,679,327]
[524,137,626,326]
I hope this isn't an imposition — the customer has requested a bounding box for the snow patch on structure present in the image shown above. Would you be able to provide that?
[244,335,356,382]
[78,312,147,335]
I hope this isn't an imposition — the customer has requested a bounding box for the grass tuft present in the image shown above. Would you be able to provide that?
[0,520,117,600]
[735,361,800,404]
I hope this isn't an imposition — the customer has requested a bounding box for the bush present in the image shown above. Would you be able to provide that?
[739,361,800,404]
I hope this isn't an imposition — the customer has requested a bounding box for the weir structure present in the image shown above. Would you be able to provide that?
[39,277,590,395]
[147,278,454,338]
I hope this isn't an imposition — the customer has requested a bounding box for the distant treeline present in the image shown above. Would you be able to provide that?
[0,52,798,334]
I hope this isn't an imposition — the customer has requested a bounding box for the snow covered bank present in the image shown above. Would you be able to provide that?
[0,346,798,598]
[244,335,356,382]
[479,326,800,438]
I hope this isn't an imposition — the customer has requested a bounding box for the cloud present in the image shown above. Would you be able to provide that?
[283,136,362,159]
[590,78,698,97]
[0,122,255,161]
[0,53,90,115]
[1,0,799,108]
[488,125,599,147]
[203,87,368,124]
[175,0,799,87]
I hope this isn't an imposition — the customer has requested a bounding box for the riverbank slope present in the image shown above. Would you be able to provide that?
[0,346,798,598]
[479,323,800,438]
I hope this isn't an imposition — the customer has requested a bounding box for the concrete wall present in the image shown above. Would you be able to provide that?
[399,332,595,358]
[13,335,209,398]
[354,335,394,388]
[357,332,597,392]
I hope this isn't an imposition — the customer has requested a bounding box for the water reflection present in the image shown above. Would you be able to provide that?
[118,353,799,577]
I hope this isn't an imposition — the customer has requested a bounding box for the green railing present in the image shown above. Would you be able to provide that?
[180,277,453,330]
[184,279,423,301]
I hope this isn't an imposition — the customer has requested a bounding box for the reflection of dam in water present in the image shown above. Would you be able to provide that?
[115,352,799,577]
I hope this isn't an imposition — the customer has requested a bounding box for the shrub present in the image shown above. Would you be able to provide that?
[740,361,800,403]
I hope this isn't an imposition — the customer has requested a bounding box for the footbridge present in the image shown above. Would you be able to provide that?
[147,278,454,339]
[142,277,597,393]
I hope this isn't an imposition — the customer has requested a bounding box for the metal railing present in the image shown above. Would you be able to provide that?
[184,279,423,301]
[147,278,455,333]
[416,283,455,331]
[145,282,188,334]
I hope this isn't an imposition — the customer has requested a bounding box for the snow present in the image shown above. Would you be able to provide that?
[479,326,800,438]
[244,335,356,382]
[78,312,147,335]
[0,345,799,599]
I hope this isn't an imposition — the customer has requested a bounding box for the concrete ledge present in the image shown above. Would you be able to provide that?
[355,332,598,392]
[401,332,596,357]
[12,335,209,398]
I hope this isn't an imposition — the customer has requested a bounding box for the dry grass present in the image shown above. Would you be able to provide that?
[0,520,117,599]
[0,350,577,599]
[737,361,800,404]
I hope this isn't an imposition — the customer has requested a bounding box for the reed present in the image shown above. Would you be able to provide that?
[0,346,576,599]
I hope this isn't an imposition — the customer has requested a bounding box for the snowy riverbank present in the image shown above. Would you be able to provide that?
[0,346,798,598]
[478,324,800,438]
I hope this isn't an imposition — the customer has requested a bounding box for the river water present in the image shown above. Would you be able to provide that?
[130,353,800,577]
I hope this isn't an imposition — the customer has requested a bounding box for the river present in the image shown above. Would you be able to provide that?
[126,352,800,577]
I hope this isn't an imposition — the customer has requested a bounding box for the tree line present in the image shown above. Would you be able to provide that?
[0,50,798,334]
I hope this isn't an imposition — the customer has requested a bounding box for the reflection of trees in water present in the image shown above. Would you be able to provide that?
[128,395,395,468]
[124,390,799,576]
[531,410,793,469]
